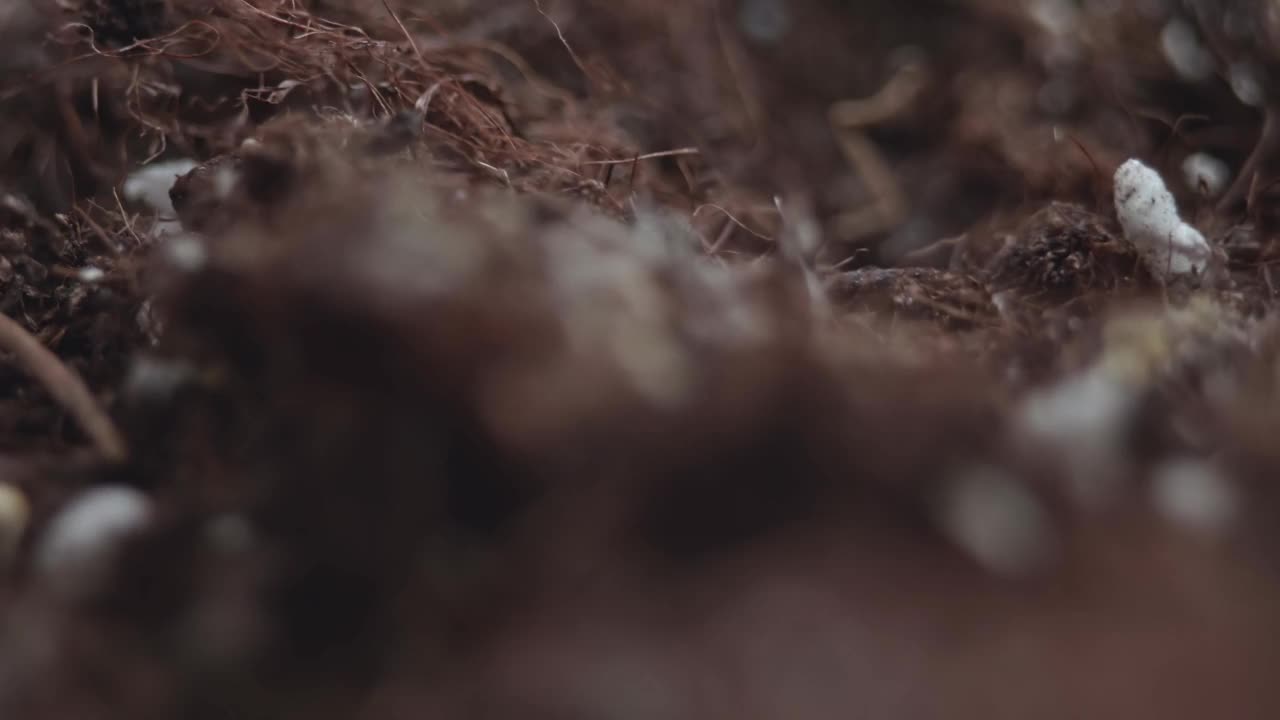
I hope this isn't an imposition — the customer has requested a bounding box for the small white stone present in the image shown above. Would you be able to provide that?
[1020,368,1132,444]
[1152,458,1236,535]
[939,467,1053,576]
[1229,63,1266,107]
[77,266,104,283]
[1113,158,1211,281]
[1182,152,1230,196]
[1160,20,1215,82]
[1017,367,1137,507]
[124,355,193,402]
[151,219,185,239]
[36,486,152,594]
[123,159,198,216]
[212,165,239,201]
[165,234,208,272]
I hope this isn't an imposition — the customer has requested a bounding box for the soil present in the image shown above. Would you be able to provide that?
[3,1,1280,718]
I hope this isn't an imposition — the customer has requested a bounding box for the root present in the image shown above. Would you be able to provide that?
[0,312,127,462]
[828,61,929,244]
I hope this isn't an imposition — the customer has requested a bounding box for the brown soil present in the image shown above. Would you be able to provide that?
[3,1,1280,718]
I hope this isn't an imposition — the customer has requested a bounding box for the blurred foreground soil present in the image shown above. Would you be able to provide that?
[3,1,1280,718]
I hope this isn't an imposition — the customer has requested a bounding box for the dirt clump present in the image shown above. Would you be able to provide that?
[987,202,1148,301]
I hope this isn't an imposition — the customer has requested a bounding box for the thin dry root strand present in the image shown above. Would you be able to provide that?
[0,312,127,462]
[827,61,928,243]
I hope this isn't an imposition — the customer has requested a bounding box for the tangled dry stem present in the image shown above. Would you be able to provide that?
[0,311,126,462]
[40,0,691,217]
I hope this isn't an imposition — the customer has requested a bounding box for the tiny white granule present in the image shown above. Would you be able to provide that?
[124,354,194,402]
[212,165,239,200]
[122,158,197,216]
[1229,62,1266,107]
[1017,367,1137,507]
[1113,158,1211,281]
[77,266,104,283]
[151,219,185,239]
[165,233,208,272]
[36,485,152,594]
[1181,152,1230,196]
[939,467,1053,576]
[1151,458,1236,535]
[1160,19,1215,82]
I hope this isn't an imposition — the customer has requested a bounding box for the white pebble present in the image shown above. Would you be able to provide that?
[123,354,194,402]
[165,233,208,272]
[1152,459,1236,535]
[36,486,152,594]
[1017,367,1137,507]
[939,467,1054,576]
[122,159,197,216]
[1229,62,1266,107]
[77,266,104,283]
[151,219,185,239]
[1181,152,1230,196]
[1113,159,1211,281]
[212,164,240,201]
[1160,20,1215,82]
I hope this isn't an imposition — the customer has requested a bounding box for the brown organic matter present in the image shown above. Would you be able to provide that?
[4,2,1280,719]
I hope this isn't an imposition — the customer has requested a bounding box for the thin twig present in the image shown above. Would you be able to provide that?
[113,190,145,247]
[706,217,735,254]
[234,0,314,33]
[0,312,126,462]
[477,161,512,187]
[532,0,588,77]
[692,203,774,242]
[379,0,428,71]
[73,205,122,255]
[582,147,701,165]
